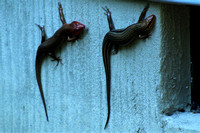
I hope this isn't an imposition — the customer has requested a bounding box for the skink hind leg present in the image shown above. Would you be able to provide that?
[48,52,63,66]
[36,24,46,43]
[102,7,119,53]
[102,6,115,31]
[58,2,66,24]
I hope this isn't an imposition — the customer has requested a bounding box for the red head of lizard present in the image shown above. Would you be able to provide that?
[69,21,85,36]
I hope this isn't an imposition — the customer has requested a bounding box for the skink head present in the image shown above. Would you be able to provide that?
[145,15,156,31]
[69,21,85,35]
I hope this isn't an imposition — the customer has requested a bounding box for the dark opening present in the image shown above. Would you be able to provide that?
[190,6,200,112]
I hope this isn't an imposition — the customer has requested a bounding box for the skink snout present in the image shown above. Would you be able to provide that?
[145,15,156,26]
[145,15,156,30]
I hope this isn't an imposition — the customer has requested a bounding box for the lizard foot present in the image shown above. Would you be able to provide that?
[51,56,63,66]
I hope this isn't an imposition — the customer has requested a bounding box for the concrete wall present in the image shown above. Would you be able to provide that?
[0,0,198,132]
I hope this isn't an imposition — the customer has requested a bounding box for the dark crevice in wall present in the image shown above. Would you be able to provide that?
[190,6,200,112]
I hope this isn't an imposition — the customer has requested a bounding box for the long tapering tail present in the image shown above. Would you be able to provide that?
[35,52,49,121]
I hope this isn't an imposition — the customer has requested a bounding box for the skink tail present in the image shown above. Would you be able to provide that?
[36,52,49,122]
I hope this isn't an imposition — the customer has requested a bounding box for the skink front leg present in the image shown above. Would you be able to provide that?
[36,24,46,43]
[137,4,149,22]
[58,2,66,24]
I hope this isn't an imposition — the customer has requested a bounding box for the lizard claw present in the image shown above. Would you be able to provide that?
[111,49,118,55]
[102,6,111,16]
[51,56,63,66]
[35,24,44,31]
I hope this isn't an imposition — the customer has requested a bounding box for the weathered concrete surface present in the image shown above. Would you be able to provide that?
[163,112,200,133]
[0,0,196,132]
[159,4,191,115]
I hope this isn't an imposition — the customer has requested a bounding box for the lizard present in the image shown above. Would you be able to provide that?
[102,4,156,129]
[35,2,85,121]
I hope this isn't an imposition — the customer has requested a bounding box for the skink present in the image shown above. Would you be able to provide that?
[102,4,156,129]
[35,2,85,121]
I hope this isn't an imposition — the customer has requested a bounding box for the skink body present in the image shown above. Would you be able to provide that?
[102,5,156,129]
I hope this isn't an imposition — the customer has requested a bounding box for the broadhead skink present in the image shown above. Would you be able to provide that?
[35,2,85,122]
